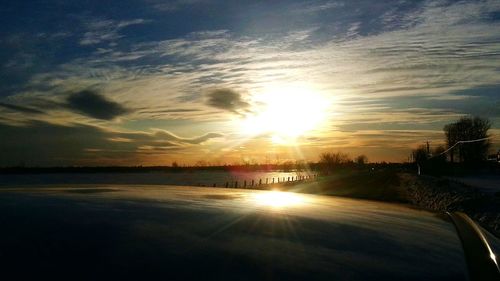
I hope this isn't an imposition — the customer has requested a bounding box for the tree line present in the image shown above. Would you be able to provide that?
[411,116,493,171]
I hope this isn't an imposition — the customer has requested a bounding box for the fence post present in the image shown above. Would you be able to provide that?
[259,179,262,186]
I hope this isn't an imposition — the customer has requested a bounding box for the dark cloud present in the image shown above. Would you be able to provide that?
[0,121,223,166]
[0,102,44,114]
[66,90,129,120]
[0,121,120,166]
[206,89,250,114]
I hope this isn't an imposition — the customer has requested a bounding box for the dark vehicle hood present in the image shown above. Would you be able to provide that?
[0,186,470,280]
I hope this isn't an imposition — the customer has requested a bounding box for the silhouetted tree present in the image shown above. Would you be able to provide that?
[319,152,350,173]
[444,122,458,163]
[412,145,429,165]
[443,116,491,164]
[431,145,447,163]
[355,155,368,165]
[195,160,208,167]
[295,160,307,171]
[423,145,447,174]
[281,161,294,172]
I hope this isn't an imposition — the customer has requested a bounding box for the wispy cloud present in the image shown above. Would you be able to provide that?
[1,0,499,164]
[150,0,209,12]
[153,130,223,144]
[296,1,344,14]
[79,18,150,46]
[0,102,44,115]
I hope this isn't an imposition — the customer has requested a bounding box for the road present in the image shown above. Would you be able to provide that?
[449,175,500,194]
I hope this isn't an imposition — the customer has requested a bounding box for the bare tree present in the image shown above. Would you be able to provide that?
[443,116,491,163]
[355,155,368,165]
[281,160,294,172]
[432,145,447,163]
[319,152,351,173]
[412,145,429,165]
[444,122,458,163]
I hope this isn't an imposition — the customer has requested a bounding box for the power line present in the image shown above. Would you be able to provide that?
[428,136,492,160]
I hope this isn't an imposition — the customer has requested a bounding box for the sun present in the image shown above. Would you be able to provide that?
[241,85,330,142]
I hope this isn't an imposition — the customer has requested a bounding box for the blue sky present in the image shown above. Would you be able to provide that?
[0,0,499,166]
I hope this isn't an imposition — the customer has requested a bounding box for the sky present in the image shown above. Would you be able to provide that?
[0,0,499,166]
